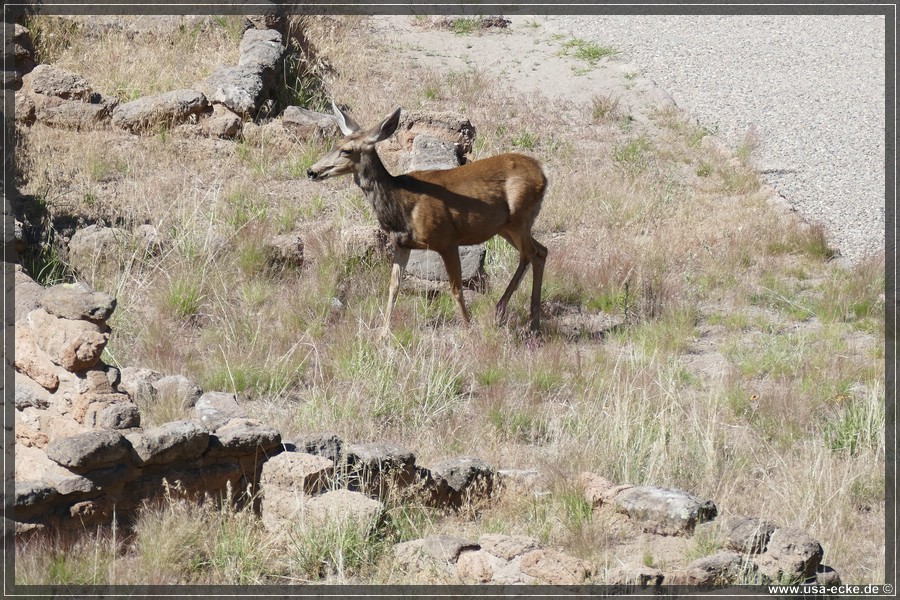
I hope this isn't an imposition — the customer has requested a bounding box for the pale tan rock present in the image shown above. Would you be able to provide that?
[14,324,59,390]
[478,533,540,560]
[29,308,109,372]
[456,549,498,584]
[519,548,589,585]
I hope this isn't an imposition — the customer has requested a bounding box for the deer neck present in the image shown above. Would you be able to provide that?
[356,149,413,247]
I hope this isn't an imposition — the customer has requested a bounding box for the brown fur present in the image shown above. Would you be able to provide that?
[308,104,548,333]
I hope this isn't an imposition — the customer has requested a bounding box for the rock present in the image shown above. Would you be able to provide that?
[281,106,339,139]
[15,480,59,509]
[606,566,665,588]
[430,457,494,506]
[386,110,477,157]
[45,429,130,471]
[28,307,110,372]
[613,485,717,535]
[28,64,93,100]
[674,551,760,586]
[580,472,632,508]
[754,527,824,582]
[411,134,460,171]
[208,418,282,456]
[14,24,36,78]
[263,233,304,269]
[203,65,264,115]
[14,324,59,390]
[153,375,203,408]
[192,391,246,430]
[98,402,141,430]
[340,225,391,260]
[478,534,540,561]
[202,103,242,138]
[723,515,777,554]
[406,245,486,287]
[394,535,476,580]
[519,548,590,585]
[119,367,164,402]
[497,469,548,496]
[343,441,417,492]
[456,549,504,584]
[260,451,333,493]
[15,377,51,410]
[111,89,208,132]
[294,432,343,465]
[67,225,128,277]
[238,28,283,72]
[35,96,117,130]
[14,266,45,319]
[41,281,117,322]
[126,420,209,465]
[302,489,383,527]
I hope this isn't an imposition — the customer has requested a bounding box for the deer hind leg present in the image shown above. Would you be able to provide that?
[495,231,532,323]
[383,246,411,336]
[439,247,471,325]
[529,237,548,331]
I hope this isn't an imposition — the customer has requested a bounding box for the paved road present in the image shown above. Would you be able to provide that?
[541,15,886,264]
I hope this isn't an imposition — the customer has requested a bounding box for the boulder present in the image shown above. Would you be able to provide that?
[153,375,203,408]
[35,96,117,130]
[753,527,824,583]
[28,307,110,372]
[260,451,333,493]
[66,224,128,277]
[118,367,164,402]
[40,281,116,322]
[263,233,304,269]
[45,429,130,471]
[192,391,246,430]
[411,134,460,171]
[303,489,383,527]
[238,28,283,72]
[343,441,417,492]
[207,418,282,456]
[723,515,777,554]
[394,535,478,581]
[125,420,209,466]
[478,534,540,561]
[293,432,343,465]
[406,245,486,287]
[613,485,717,535]
[14,267,45,320]
[202,104,242,138]
[281,106,339,139]
[580,471,633,508]
[386,110,477,156]
[111,89,208,132]
[429,457,494,506]
[14,324,59,390]
[519,548,590,585]
[28,64,93,101]
[203,65,264,115]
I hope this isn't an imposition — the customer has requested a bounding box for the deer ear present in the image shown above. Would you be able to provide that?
[368,107,402,143]
[332,100,361,136]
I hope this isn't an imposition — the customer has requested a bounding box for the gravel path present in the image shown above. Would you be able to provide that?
[540,15,886,264]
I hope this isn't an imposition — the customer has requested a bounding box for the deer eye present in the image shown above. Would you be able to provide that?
[339,148,353,156]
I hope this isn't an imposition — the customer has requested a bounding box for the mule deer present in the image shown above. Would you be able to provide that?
[307,102,548,334]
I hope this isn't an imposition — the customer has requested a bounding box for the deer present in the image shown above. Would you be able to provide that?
[307,102,548,336]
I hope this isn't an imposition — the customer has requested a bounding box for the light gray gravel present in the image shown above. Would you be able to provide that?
[541,15,886,265]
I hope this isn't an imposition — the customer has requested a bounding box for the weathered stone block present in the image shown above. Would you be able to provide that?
[126,420,209,465]
[613,485,717,535]
[41,281,116,322]
[45,430,130,471]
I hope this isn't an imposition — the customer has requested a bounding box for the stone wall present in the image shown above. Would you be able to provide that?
[12,273,281,532]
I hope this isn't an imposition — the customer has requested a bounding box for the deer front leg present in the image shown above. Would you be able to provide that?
[439,247,471,326]
[382,246,411,337]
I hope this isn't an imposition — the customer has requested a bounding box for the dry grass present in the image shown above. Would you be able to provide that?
[14,15,885,585]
